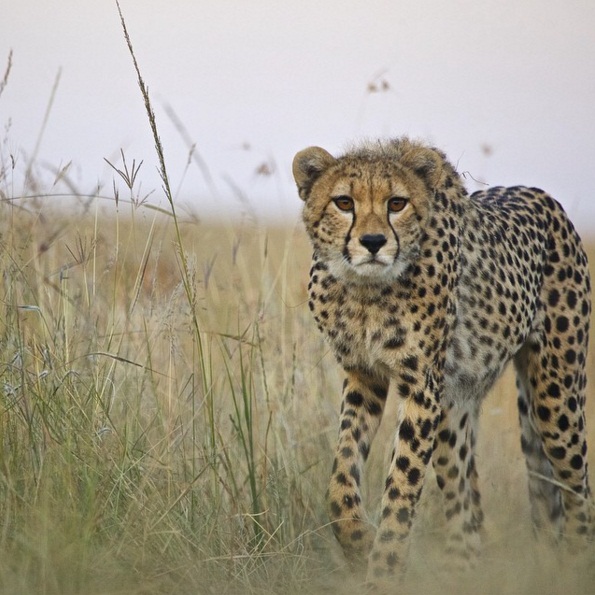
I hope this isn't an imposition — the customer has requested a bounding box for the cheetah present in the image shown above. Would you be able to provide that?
[292,137,592,586]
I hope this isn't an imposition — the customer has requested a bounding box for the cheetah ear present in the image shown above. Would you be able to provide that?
[400,147,443,189]
[292,146,336,201]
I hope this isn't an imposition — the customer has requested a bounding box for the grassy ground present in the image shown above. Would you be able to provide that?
[0,199,593,594]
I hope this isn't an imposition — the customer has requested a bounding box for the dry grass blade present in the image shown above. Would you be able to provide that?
[115,0,174,209]
[104,149,143,191]
[0,49,13,100]
[25,67,61,188]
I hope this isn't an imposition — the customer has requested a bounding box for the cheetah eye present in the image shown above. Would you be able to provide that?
[333,196,354,212]
[387,197,408,213]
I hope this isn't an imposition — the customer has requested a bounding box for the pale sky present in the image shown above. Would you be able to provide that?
[1,1,595,235]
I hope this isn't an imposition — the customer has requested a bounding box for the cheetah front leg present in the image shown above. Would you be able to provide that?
[328,368,390,570]
[365,380,442,586]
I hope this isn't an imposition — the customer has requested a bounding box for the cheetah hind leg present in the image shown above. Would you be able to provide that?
[432,402,484,573]
[515,341,593,546]
[516,367,564,542]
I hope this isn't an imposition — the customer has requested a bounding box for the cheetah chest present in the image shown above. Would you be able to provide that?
[310,269,529,405]
[308,282,408,369]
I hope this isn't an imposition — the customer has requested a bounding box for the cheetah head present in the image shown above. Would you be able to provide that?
[292,139,443,282]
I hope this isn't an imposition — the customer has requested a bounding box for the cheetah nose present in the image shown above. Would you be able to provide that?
[359,234,387,255]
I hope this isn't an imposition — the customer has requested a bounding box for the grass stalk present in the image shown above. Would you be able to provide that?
[115,0,216,464]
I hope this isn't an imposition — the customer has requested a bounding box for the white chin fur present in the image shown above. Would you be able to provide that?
[328,256,408,284]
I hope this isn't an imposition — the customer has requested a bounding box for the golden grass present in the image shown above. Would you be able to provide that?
[0,199,593,594]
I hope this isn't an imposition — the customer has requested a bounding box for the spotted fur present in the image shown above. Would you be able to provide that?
[292,138,592,586]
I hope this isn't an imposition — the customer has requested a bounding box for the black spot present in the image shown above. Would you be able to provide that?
[396,507,410,523]
[557,414,569,432]
[345,391,364,407]
[420,418,433,439]
[399,420,416,442]
[536,406,551,422]
[548,289,560,307]
[556,316,569,333]
[386,552,399,568]
[388,487,400,501]
[570,455,583,470]
[384,336,405,349]
[549,446,566,460]
[438,429,451,443]
[459,413,468,430]
[372,383,389,400]
[402,355,419,372]
[549,250,560,263]
[459,444,468,460]
[445,502,462,520]
[365,399,383,416]
[335,472,349,485]
[398,383,411,397]
[547,383,561,399]
[396,456,410,472]
[407,468,421,485]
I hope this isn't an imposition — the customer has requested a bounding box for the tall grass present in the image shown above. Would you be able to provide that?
[0,192,341,593]
[0,8,593,594]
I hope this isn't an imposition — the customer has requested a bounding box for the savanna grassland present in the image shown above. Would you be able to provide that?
[1,8,594,592]
[0,200,593,595]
